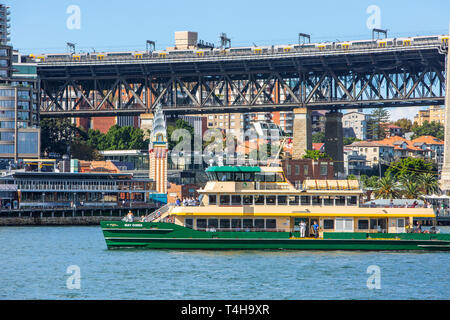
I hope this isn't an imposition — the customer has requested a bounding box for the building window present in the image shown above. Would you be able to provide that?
[304,165,309,176]
[295,165,300,175]
[320,164,328,176]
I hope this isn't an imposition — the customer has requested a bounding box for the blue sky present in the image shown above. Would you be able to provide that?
[5,0,450,120]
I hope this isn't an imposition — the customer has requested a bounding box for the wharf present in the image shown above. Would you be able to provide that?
[0,204,160,226]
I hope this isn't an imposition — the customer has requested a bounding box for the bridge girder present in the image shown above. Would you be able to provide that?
[38,46,446,117]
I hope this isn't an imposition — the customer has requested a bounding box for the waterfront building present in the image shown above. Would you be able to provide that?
[414,105,445,125]
[0,171,158,209]
[342,111,368,140]
[0,5,40,163]
[346,141,394,167]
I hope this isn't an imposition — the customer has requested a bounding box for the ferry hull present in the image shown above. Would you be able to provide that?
[101,221,450,251]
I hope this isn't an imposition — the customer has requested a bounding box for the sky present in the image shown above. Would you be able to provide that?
[4,0,450,120]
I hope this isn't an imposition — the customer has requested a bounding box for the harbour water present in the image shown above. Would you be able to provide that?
[0,226,449,300]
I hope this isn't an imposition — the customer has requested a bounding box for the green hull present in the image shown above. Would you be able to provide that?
[101,221,450,251]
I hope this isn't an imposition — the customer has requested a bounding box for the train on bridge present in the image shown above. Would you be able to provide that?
[31,34,448,63]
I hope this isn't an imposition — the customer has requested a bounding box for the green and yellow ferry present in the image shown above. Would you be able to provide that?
[101,166,450,251]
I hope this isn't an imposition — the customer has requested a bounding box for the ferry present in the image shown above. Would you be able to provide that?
[101,165,450,250]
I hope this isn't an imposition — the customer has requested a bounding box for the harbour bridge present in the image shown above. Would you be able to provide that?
[36,32,450,176]
[37,36,447,117]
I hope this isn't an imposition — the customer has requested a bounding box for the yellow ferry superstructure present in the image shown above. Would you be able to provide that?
[166,166,435,236]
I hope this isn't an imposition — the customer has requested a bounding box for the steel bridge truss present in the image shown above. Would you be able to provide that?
[39,47,446,117]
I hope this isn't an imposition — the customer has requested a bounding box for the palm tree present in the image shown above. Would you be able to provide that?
[402,181,423,199]
[374,174,400,199]
[418,173,440,195]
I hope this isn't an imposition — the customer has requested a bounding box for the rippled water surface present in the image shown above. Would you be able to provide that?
[0,226,449,300]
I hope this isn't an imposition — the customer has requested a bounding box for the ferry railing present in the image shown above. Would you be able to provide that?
[147,204,173,222]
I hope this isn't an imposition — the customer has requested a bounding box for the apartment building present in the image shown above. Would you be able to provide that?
[414,105,445,125]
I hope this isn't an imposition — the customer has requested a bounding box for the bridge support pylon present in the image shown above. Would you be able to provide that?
[440,24,450,192]
[324,110,344,176]
[292,107,312,160]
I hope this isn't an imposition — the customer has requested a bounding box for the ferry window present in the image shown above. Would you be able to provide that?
[243,195,253,205]
[255,195,265,205]
[301,196,311,205]
[185,218,193,229]
[196,219,207,229]
[266,196,276,205]
[347,196,357,206]
[370,219,387,231]
[278,195,287,205]
[220,195,230,205]
[209,195,217,205]
[336,196,346,206]
[219,173,227,181]
[358,219,369,230]
[323,219,334,230]
[219,219,230,229]
[243,173,253,181]
[266,219,277,229]
[231,195,242,205]
[312,196,321,205]
[208,219,219,228]
[231,219,242,229]
[234,173,244,181]
[264,173,276,182]
[243,219,253,229]
[323,196,334,206]
[288,196,299,205]
[254,219,265,229]
[275,173,285,182]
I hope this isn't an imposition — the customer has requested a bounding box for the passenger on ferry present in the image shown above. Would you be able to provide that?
[414,222,422,233]
[183,198,188,206]
[312,221,319,238]
[175,197,181,206]
[299,221,307,238]
[122,211,134,222]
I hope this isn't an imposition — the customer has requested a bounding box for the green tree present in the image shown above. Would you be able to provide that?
[302,149,332,160]
[418,173,440,195]
[394,118,413,132]
[374,173,400,199]
[367,108,390,140]
[312,132,325,143]
[411,121,444,140]
[40,119,86,156]
[402,181,422,199]
[167,118,195,150]
[386,157,434,180]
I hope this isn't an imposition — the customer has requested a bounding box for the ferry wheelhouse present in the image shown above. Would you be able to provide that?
[101,166,450,250]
